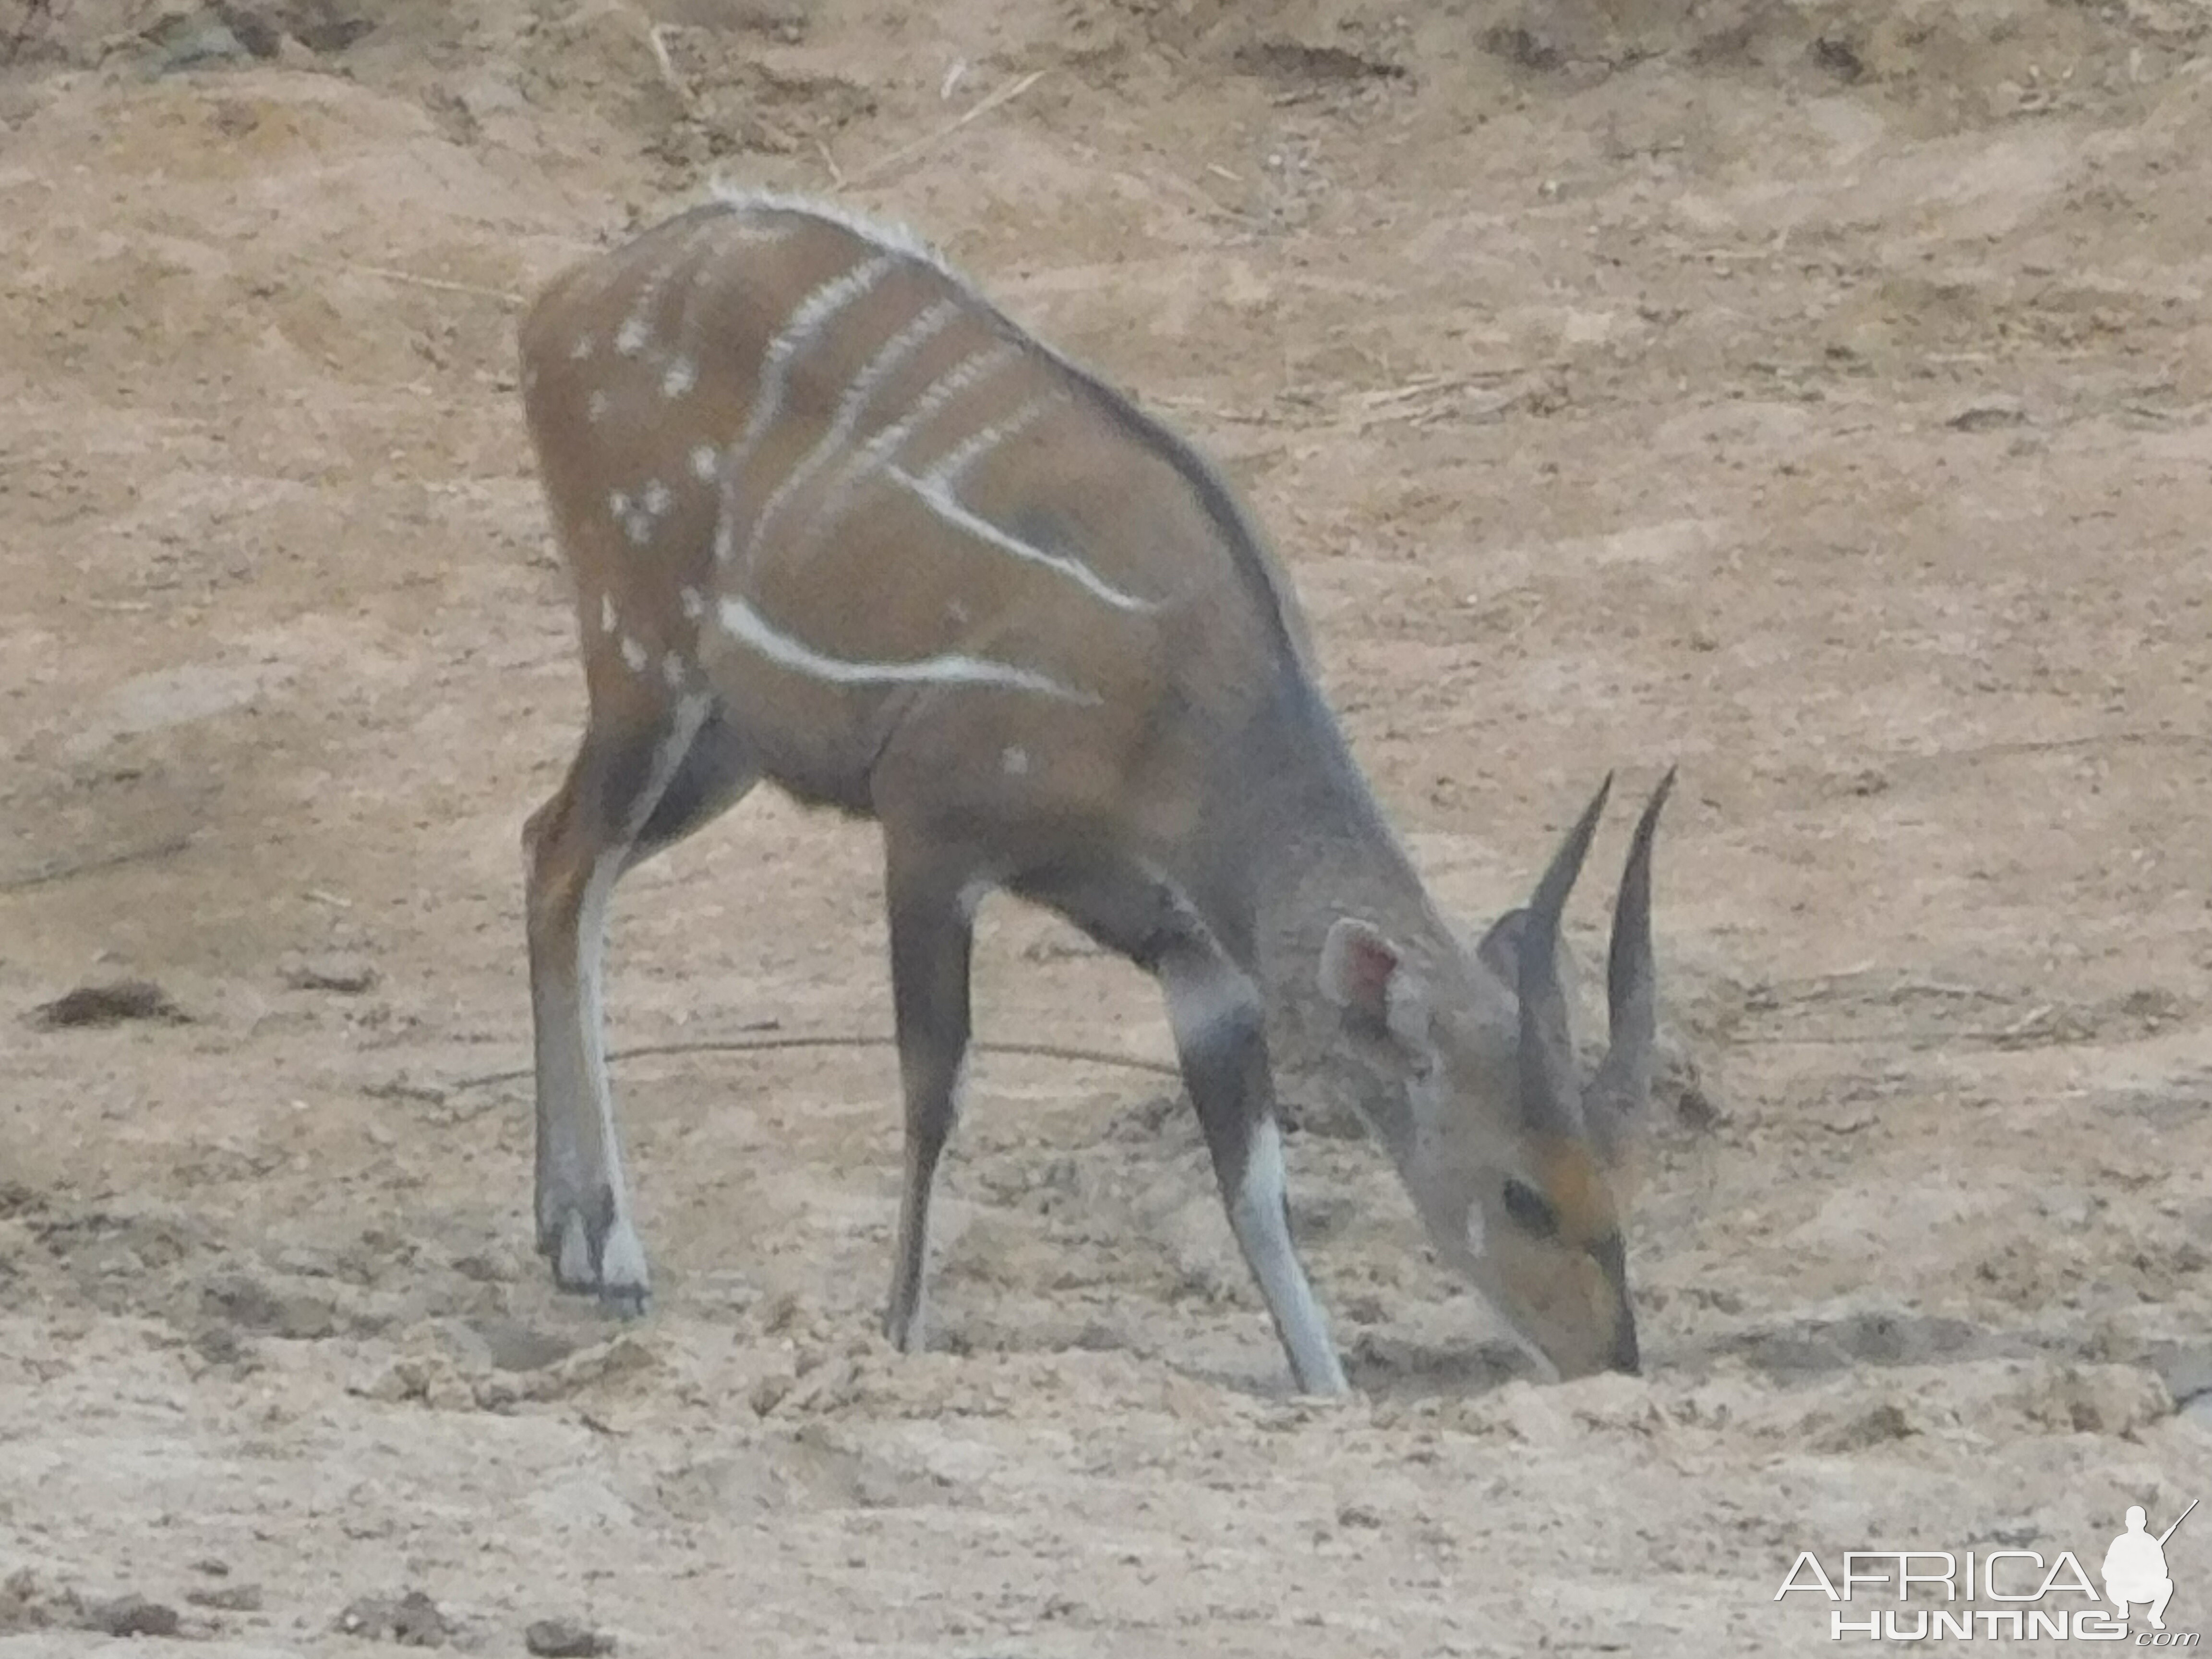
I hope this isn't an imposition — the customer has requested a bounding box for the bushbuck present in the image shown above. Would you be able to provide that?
[515,189,1675,1394]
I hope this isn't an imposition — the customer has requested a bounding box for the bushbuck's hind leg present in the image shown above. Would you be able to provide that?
[880,847,979,1354]
[524,693,755,1311]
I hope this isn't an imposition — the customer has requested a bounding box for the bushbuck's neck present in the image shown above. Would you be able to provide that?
[1238,686,1469,1163]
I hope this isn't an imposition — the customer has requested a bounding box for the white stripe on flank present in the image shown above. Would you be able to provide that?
[716,594,1093,702]
[926,391,1064,490]
[887,461,1154,613]
[797,341,1023,551]
[732,254,900,465]
[742,297,963,565]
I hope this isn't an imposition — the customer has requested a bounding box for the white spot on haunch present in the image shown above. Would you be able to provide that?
[569,335,594,361]
[690,445,719,482]
[600,594,618,635]
[615,314,650,357]
[679,587,706,621]
[608,490,631,523]
[587,390,611,423]
[642,478,673,518]
[661,358,697,399]
[620,636,649,674]
[717,595,1094,702]
[1001,745,1030,777]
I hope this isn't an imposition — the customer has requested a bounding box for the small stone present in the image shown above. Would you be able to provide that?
[337,1588,449,1647]
[281,953,378,994]
[187,1581,264,1611]
[83,1594,180,1637]
[30,979,188,1028]
[526,1616,616,1657]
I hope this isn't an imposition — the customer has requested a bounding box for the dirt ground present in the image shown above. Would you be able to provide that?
[4,0,2212,1652]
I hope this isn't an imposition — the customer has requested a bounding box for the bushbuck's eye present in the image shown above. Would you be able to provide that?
[1501,1177,1560,1239]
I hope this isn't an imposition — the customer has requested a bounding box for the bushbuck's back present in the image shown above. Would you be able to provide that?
[520,194,1308,830]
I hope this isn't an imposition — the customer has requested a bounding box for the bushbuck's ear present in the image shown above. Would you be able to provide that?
[1320,917,1431,1050]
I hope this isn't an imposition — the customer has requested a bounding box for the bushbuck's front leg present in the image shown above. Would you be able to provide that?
[1159,938,1349,1396]
[523,697,711,1312]
[881,852,978,1353]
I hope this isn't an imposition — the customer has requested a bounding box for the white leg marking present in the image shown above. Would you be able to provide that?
[743,297,963,563]
[797,341,1024,551]
[732,255,900,466]
[889,459,1155,612]
[1228,1118,1347,1395]
[690,444,720,482]
[567,693,712,1298]
[716,594,1094,702]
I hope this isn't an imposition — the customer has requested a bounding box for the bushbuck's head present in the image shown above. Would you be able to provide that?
[1318,771,1675,1379]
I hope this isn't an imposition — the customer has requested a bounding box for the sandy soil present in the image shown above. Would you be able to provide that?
[4,0,2212,1652]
